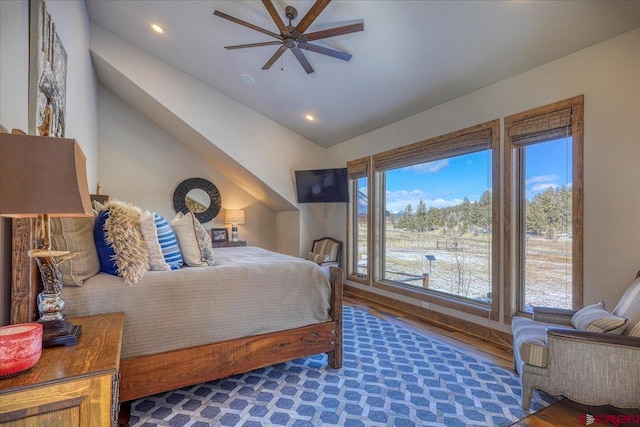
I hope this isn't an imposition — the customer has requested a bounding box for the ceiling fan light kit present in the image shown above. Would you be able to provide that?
[213,0,364,74]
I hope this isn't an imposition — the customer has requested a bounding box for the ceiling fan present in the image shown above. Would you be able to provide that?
[213,0,364,74]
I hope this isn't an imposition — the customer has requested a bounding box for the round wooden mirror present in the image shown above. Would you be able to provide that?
[172,178,221,223]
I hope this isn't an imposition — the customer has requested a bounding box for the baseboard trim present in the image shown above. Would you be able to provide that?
[344,284,513,349]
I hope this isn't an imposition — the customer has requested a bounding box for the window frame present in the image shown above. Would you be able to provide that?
[503,96,584,321]
[371,120,501,320]
[346,156,372,285]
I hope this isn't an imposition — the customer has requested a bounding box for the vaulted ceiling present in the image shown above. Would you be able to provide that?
[86,0,640,148]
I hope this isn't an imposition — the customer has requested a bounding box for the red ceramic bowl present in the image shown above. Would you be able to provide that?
[0,323,43,378]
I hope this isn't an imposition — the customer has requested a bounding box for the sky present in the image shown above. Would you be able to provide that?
[383,137,572,213]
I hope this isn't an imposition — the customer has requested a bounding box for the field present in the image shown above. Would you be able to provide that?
[357,226,573,309]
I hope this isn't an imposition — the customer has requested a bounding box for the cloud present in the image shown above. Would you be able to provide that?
[526,174,558,185]
[409,159,449,174]
[531,183,558,192]
[526,174,572,195]
[385,189,463,213]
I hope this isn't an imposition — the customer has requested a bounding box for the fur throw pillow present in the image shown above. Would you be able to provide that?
[95,200,149,283]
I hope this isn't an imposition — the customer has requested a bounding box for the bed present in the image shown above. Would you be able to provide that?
[9,218,343,403]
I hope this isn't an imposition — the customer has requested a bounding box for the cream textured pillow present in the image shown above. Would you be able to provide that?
[139,211,170,271]
[308,252,330,264]
[571,302,627,334]
[171,212,208,267]
[51,216,100,286]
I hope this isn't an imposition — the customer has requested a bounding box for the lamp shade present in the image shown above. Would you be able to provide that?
[225,209,245,224]
[0,133,92,217]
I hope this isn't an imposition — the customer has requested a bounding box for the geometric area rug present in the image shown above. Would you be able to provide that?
[130,306,558,426]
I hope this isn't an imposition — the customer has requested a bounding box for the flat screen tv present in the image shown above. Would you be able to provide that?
[295,168,349,203]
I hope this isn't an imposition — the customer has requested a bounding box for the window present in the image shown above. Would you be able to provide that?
[505,96,583,313]
[347,157,371,283]
[372,120,500,317]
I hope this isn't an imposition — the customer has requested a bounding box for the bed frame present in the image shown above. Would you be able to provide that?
[9,218,343,403]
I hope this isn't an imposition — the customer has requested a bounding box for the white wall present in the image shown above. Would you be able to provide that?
[327,29,640,322]
[97,86,277,250]
[90,25,327,207]
[0,0,29,327]
[46,0,98,187]
[0,0,98,325]
[90,24,330,256]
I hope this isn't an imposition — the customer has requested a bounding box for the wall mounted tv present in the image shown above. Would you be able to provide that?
[295,168,349,203]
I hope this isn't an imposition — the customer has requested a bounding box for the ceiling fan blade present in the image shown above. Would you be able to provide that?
[295,0,331,34]
[262,45,288,70]
[291,47,314,74]
[262,0,290,37]
[225,41,283,50]
[298,42,352,61]
[214,10,282,40]
[305,22,364,41]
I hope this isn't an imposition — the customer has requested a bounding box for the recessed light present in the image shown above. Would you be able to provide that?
[305,114,316,122]
[240,73,255,84]
[150,23,164,34]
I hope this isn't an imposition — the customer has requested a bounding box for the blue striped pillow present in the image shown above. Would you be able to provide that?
[154,213,183,270]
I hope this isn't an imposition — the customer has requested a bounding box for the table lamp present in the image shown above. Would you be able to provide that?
[225,209,245,242]
[0,133,93,346]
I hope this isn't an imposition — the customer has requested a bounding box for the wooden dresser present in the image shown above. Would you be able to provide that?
[0,312,124,427]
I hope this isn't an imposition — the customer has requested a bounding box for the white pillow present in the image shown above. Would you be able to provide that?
[139,211,171,271]
[171,212,208,267]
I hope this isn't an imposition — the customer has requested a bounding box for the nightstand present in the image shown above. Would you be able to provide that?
[211,240,247,248]
[0,312,124,427]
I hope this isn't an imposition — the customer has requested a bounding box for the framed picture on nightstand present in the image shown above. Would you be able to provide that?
[211,228,229,242]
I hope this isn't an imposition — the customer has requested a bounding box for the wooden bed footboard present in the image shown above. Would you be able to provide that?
[119,266,343,402]
[9,220,344,403]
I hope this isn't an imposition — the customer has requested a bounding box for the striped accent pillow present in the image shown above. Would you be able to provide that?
[571,302,627,334]
[154,213,183,270]
[308,252,330,264]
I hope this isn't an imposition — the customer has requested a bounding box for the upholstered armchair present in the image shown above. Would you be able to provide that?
[511,272,640,410]
[307,237,342,277]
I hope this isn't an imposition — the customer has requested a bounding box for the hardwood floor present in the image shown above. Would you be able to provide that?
[344,294,640,427]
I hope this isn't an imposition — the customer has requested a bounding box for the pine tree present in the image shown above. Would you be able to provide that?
[416,199,428,232]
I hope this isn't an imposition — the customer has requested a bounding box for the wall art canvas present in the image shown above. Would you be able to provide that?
[29,0,67,137]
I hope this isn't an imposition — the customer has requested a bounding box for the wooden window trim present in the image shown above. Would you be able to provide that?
[373,280,496,320]
[346,156,372,284]
[503,95,584,323]
[373,120,500,321]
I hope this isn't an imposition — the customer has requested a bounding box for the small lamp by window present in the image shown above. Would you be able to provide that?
[225,209,245,242]
[0,133,92,347]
